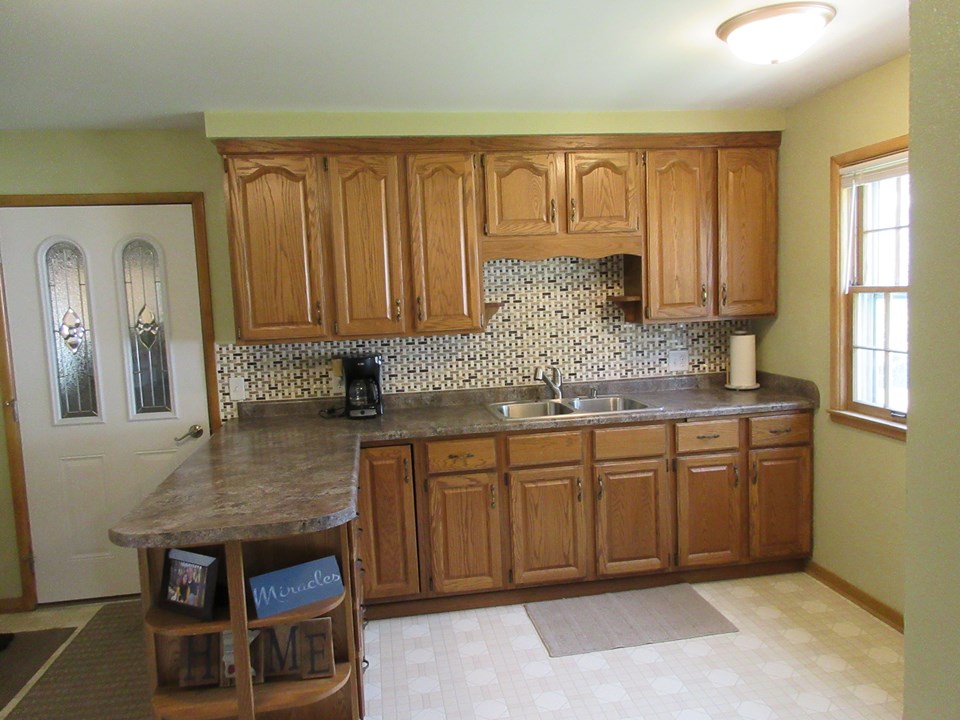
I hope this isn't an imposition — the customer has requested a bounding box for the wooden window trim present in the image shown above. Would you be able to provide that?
[829,135,909,441]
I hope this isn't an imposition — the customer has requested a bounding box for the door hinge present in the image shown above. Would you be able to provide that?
[323,156,329,172]
[508,568,513,583]
[3,398,18,424]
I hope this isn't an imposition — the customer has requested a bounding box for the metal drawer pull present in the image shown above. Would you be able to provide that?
[395,298,402,322]
[448,452,475,460]
[490,484,497,508]
[701,284,707,306]
[550,198,557,223]
[696,432,721,440]
[597,475,604,501]
[768,427,792,435]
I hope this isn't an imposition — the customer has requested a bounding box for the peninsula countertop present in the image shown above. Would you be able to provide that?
[109,374,818,549]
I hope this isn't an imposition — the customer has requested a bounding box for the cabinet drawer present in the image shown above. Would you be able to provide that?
[594,425,667,460]
[675,419,740,453]
[507,431,582,467]
[426,437,497,474]
[749,413,812,447]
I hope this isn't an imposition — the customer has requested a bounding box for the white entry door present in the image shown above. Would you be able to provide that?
[0,204,210,603]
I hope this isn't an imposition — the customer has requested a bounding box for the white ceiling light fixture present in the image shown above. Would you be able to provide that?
[717,2,837,65]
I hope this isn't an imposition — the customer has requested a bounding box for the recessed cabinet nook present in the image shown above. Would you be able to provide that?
[217,132,780,342]
[356,410,812,618]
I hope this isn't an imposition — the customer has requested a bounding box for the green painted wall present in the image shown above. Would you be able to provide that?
[757,56,909,612]
[904,1,960,715]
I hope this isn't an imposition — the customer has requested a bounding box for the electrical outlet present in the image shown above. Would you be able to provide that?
[330,358,344,391]
[667,350,690,373]
[228,376,247,401]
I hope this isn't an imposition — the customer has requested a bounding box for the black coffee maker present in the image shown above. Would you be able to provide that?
[342,353,383,418]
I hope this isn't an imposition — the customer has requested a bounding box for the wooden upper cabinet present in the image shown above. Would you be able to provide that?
[509,465,588,586]
[483,152,560,236]
[357,446,420,600]
[227,155,328,341]
[718,147,778,316]
[749,446,812,559]
[406,153,484,333]
[676,452,743,568]
[595,459,670,577]
[566,151,643,234]
[326,154,406,337]
[427,472,504,594]
[645,149,717,320]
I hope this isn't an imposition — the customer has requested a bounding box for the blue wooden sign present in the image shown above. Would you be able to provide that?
[248,556,344,619]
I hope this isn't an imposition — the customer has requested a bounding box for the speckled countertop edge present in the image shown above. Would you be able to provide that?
[110,374,817,548]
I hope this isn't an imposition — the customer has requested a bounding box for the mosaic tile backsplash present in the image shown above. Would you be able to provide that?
[216,256,748,420]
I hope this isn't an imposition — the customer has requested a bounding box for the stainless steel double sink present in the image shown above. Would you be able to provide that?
[487,395,661,421]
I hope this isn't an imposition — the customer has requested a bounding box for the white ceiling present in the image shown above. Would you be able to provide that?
[0,0,908,131]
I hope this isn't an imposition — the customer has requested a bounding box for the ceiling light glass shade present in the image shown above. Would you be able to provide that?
[717,3,836,64]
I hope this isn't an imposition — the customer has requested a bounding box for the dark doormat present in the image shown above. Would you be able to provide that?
[525,583,738,657]
[7,600,151,720]
[0,627,76,709]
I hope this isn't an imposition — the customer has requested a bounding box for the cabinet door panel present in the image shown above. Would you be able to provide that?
[227,155,327,340]
[567,151,642,234]
[749,446,812,559]
[407,153,483,333]
[596,459,670,576]
[718,148,777,316]
[427,472,503,594]
[328,155,405,336]
[509,465,587,585]
[357,446,419,599]
[646,149,716,320]
[677,453,742,567]
[483,152,559,236]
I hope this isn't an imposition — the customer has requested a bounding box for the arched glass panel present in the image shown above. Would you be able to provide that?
[121,239,172,414]
[43,240,99,419]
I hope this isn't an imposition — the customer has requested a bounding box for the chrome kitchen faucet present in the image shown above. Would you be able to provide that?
[534,365,563,399]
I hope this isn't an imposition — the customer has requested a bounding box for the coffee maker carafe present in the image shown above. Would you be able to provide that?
[342,353,383,418]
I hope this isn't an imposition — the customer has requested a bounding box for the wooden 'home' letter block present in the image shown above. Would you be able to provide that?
[300,618,335,679]
[179,634,221,687]
[262,623,301,678]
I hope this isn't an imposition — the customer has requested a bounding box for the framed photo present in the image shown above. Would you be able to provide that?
[159,548,219,620]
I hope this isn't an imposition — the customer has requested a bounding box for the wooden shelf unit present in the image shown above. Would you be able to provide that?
[138,525,362,720]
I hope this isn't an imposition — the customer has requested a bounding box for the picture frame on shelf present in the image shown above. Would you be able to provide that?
[159,548,219,620]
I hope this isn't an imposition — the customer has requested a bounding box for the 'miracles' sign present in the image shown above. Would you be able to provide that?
[248,556,344,619]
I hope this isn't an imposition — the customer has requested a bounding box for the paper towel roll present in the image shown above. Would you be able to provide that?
[726,331,759,390]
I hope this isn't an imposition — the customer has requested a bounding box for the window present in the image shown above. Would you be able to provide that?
[830,137,909,440]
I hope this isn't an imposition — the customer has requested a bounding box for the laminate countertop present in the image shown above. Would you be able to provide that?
[109,374,817,549]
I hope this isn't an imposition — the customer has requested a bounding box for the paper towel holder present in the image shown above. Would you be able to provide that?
[725,329,761,390]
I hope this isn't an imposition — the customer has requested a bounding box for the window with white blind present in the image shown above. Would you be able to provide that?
[831,138,909,439]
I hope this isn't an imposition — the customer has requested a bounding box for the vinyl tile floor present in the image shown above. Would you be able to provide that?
[362,573,904,720]
[0,574,902,720]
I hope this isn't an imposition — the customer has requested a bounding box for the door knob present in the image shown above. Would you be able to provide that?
[174,424,204,442]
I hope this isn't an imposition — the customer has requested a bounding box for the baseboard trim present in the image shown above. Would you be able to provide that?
[0,594,34,613]
[805,561,903,632]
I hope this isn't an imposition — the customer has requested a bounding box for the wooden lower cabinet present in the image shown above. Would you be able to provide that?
[509,465,588,585]
[595,459,670,576]
[357,446,420,600]
[749,446,812,559]
[426,472,504,594]
[676,452,743,567]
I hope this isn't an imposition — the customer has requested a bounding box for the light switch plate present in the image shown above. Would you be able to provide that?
[667,350,690,373]
[228,376,247,401]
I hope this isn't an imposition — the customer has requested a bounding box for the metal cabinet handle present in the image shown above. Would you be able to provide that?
[696,433,721,440]
[316,300,324,325]
[417,295,424,321]
[174,424,204,442]
[701,284,707,307]
[721,283,728,306]
[448,452,475,460]
[550,198,557,223]
[576,477,583,502]
[395,298,402,322]
[570,198,577,222]
[733,464,740,488]
[403,458,410,483]
[490,484,497,509]
[768,427,792,435]
[597,474,604,501]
